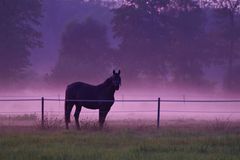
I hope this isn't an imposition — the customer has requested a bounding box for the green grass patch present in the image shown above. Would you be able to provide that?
[0,125,240,160]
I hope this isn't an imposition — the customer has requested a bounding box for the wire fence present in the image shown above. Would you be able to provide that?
[0,97,240,128]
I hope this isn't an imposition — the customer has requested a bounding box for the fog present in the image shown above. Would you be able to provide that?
[1,88,240,122]
[1,0,240,122]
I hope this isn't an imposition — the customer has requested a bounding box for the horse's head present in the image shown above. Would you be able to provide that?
[112,70,121,90]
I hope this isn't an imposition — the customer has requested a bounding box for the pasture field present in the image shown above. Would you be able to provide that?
[0,119,240,160]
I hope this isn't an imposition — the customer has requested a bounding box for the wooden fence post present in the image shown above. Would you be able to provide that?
[157,97,160,129]
[41,97,44,128]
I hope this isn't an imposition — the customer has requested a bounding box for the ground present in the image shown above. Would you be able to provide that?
[0,119,240,160]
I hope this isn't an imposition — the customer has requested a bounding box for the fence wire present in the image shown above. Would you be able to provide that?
[1,97,240,128]
[0,97,240,114]
[1,98,240,102]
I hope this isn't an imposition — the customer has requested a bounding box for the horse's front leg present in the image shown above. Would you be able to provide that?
[74,105,82,130]
[99,107,110,128]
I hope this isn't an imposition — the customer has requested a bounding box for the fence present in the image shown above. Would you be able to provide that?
[0,97,240,128]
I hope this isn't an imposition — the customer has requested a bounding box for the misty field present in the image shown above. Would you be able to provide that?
[0,119,240,160]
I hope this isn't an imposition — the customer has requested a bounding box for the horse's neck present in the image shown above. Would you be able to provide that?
[98,78,115,98]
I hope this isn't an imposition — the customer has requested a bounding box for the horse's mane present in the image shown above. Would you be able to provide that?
[95,76,114,92]
[102,76,113,86]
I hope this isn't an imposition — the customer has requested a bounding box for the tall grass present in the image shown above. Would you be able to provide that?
[0,119,240,160]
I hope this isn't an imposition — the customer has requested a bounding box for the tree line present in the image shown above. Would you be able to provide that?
[0,0,42,90]
[1,0,240,93]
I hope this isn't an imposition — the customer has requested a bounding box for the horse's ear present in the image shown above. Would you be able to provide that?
[118,70,121,75]
[113,70,116,75]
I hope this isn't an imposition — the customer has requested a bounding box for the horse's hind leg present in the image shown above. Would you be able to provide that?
[74,105,82,130]
[65,102,74,130]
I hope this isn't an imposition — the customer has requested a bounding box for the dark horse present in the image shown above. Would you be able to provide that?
[65,70,121,129]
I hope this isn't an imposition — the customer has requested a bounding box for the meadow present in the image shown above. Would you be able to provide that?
[0,119,240,160]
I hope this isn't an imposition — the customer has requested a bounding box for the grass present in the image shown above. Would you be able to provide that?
[0,114,37,121]
[0,119,240,160]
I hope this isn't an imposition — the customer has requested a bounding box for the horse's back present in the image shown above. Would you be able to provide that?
[66,82,98,100]
[67,82,95,90]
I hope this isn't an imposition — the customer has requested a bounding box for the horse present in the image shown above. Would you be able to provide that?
[64,70,121,129]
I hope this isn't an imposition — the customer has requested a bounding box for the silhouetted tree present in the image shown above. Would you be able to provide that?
[112,0,172,86]
[203,0,240,92]
[0,0,42,87]
[50,18,113,85]
[38,0,115,79]
[112,0,214,89]
[168,0,214,89]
